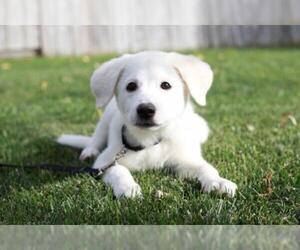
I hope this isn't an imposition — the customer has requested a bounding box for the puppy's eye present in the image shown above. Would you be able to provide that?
[126,82,138,92]
[160,81,172,90]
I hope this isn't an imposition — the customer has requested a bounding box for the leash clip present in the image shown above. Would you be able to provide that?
[115,148,127,161]
[91,147,127,180]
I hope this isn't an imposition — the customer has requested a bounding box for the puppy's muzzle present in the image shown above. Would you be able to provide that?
[137,103,156,120]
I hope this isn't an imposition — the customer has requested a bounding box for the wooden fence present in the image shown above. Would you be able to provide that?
[0,0,300,57]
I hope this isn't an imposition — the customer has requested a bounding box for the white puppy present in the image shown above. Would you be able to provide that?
[58,51,237,198]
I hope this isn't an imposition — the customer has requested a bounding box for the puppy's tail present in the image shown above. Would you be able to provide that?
[57,134,92,149]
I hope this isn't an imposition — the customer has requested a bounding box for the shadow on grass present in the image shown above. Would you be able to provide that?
[0,136,241,224]
[0,136,94,200]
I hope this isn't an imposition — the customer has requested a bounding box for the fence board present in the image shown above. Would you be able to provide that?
[0,27,5,51]
[0,0,300,57]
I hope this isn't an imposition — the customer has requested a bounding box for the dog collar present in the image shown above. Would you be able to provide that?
[121,125,162,152]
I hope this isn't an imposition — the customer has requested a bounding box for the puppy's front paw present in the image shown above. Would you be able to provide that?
[114,182,142,198]
[103,164,142,199]
[80,146,99,161]
[201,177,237,197]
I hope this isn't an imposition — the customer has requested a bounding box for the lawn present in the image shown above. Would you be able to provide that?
[0,48,299,224]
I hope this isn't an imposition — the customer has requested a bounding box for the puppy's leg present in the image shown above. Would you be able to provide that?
[103,163,141,198]
[93,144,142,198]
[176,158,237,197]
[91,115,124,169]
[80,112,111,161]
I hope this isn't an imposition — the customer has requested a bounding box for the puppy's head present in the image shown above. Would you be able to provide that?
[91,51,213,129]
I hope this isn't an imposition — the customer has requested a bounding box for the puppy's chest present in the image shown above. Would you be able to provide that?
[117,141,171,171]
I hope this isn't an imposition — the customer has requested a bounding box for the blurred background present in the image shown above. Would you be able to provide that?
[0,0,300,57]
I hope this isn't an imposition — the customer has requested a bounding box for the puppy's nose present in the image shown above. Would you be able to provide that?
[137,103,156,120]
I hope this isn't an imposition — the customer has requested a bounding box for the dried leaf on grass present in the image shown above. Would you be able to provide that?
[155,190,169,199]
[40,80,48,91]
[247,124,255,132]
[280,112,297,127]
[1,62,12,70]
[260,171,273,197]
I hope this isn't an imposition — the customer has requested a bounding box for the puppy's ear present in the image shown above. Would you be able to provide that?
[168,52,213,106]
[91,54,130,108]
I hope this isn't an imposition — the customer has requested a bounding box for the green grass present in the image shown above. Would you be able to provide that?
[0,48,299,224]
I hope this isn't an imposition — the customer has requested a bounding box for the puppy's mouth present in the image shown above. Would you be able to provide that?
[135,120,158,128]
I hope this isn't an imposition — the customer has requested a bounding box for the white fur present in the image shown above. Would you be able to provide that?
[57,135,91,149]
[103,163,142,198]
[57,51,237,198]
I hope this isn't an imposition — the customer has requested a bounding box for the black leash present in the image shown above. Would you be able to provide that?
[0,125,162,177]
[0,148,125,178]
[0,162,102,177]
